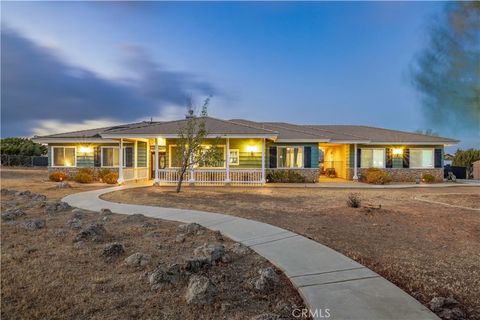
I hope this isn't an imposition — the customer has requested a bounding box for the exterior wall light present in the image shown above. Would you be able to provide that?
[79,146,92,154]
[246,145,257,156]
[392,148,403,156]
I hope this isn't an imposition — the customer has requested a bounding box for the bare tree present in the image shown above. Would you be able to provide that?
[174,97,223,193]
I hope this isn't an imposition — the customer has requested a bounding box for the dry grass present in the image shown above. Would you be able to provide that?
[103,185,480,319]
[1,169,306,319]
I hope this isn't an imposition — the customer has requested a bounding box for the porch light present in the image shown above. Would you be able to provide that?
[246,145,257,156]
[79,146,92,154]
[392,148,403,156]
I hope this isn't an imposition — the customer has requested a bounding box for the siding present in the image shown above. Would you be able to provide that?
[137,141,147,167]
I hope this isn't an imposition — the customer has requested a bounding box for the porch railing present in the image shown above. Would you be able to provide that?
[156,168,264,186]
[123,167,149,181]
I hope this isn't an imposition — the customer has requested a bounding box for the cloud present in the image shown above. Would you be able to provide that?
[1,27,216,137]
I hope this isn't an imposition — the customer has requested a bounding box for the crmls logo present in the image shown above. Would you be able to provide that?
[292,308,331,318]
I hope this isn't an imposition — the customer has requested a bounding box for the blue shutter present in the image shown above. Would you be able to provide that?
[269,147,277,168]
[304,146,312,168]
[434,149,442,168]
[357,149,361,168]
[403,148,410,168]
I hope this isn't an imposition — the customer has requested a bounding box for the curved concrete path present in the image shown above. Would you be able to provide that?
[63,185,439,320]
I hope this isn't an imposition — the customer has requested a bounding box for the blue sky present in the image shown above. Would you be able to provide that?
[1,1,476,148]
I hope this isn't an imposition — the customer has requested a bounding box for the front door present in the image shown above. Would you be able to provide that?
[150,150,166,178]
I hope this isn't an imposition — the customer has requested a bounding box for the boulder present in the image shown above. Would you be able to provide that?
[251,267,280,292]
[101,242,125,261]
[148,264,183,290]
[125,252,152,267]
[1,209,25,221]
[231,243,250,255]
[23,219,45,230]
[15,190,32,197]
[177,223,203,235]
[194,243,226,263]
[213,230,224,241]
[429,297,459,312]
[123,213,146,223]
[67,218,82,229]
[45,201,71,215]
[185,275,217,305]
[175,234,186,243]
[71,208,86,219]
[74,223,106,242]
[184,257,211,273]
[100,208,113,216]
[141,222,156,228]
[438,308,466,320]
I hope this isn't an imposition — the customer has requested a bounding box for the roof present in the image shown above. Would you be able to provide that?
[33,116,459,145]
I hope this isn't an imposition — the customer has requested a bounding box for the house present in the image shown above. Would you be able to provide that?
[33,116,458,185]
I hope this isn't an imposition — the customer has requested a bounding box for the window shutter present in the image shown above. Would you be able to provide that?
[304,146,312,168]
[269,147,277,168]
[403,148,410,168]
[94,146,101,167]
[434,149,442,168]
[357,148,361,168]
[385,148,393,168]
[125,147,133,167]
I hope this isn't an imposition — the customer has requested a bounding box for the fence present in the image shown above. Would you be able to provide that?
[1,154,48,167]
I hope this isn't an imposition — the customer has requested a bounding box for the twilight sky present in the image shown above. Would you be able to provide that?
[1,2,476,148]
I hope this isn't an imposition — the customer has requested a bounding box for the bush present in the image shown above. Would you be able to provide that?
[49,171,67,182]
[422,173,436,183]
[74,172,93,184]
[77,167,93,175]
[103,172,119,184]
[363,168,392,185]
[266,170,307,183]
[346,193,361,208]
[97,168,113,182]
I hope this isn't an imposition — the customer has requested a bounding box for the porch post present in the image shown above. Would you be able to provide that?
[154,137,159,185]
[134,140,138,179]
[353,143,359,181]
[261,138,266,183]
[225,138,231,183]
[189,153,195,184]
[117,138,124,184]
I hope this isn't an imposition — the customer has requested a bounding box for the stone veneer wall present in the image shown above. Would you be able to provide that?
[348,168,444,182]
[266,168,320,183]
[48,167,119,180]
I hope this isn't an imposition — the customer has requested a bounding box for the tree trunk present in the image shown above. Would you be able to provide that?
[176,165,189,193]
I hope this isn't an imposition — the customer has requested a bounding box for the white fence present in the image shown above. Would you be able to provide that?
[123,167,149,181]
[156,169,264,186]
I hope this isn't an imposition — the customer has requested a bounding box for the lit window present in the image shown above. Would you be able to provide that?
[278,146,303,168]
[410,149,434,168]
[229,149,239,165]
[361,149,385,168]
[53,147,76,167]
[102,146,133,167]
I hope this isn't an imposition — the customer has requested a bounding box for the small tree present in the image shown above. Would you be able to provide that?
[452,149,480,178]
[0,137,47,156]
[174,98,223,193]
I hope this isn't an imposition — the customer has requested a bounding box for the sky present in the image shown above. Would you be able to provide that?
[1,1,477,149]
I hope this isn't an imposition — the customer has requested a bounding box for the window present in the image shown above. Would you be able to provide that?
[101,146,133,167]
[361,149,385,168]
[229,149,239,165]
[410,149,434,168]
[168,145,226,168]
[277,146,303,168]
[52,147,76,167]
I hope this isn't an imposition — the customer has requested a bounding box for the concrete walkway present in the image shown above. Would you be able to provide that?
[63,185,439,320]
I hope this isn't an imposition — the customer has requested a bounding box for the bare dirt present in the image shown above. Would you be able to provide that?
[102,185,480,319]
[1,169,307,320]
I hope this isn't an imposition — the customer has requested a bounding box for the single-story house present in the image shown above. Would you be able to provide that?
[33,116,458,185]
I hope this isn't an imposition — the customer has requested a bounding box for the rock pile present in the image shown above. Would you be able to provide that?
[185,275,217,305]
[101,242,125,261]
[74,223,106,242]
[429,297,465,320]
[125,252,152,267]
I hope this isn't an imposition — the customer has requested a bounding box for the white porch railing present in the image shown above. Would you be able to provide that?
[123,167,149,181]
[157,168,264,186]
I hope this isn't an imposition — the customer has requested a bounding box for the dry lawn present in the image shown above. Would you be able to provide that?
[103,185,480,319]
[1,169,306,319]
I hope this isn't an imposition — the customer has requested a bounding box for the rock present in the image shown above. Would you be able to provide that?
[251,267,280,292]
[221,253,232,263]
[1,188,17,196]
[185,275,217,305]
[71,208,86,219]
[100,208,113,216]
[438,308,466,320]
[213,230,224,241]
[231,243,250,255]
[125,252,152,267]
[429,297,459,312]
[54,229,68,237]
[74,241,85,249]
[74,223,106,242]
[31,194,47,202]
[175,234,186,243]
[194,243,225,263]
[67,218,82,229]
[148,264,183,290]
[101,242,125,261]
[16,190,32,197]
[184,257,211,273]
[141,222,156,228]
[1,209,25,221]
[22,219,45,230]
[177,223,203,235]
[250,314,280,320]
[123,213,145,223]
[45,201,71,215]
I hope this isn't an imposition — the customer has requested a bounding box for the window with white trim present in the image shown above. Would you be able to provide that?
[361,148,385,168]
[277,146,303,168]
[101,146,133,167]
[52,147,76,167]
[229,149,239,165]
[410,149,434,168]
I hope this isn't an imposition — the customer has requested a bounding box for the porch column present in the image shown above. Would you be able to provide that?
[225,138,231,183]
[353,143,359,181]
[154,138,159,185]
[261,138,266,183]
[117,138,124,184]
[189,153,195,183]
[134,140,138,179]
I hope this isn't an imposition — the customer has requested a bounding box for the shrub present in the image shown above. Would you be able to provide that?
[346,193,361,208]
[77,167,94,175]
[422,173,436,183]
[49,171,67,182]
[266,170,307,183]
[74,172,93,184]
[363,168,392,185]
[103,172,119,184]
[97,168,113,182]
